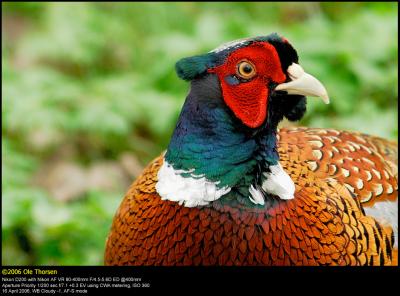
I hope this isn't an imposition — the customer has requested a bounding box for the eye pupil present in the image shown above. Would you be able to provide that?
[242,64,252,73]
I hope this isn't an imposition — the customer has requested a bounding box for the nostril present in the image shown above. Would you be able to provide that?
[269,82,287,96]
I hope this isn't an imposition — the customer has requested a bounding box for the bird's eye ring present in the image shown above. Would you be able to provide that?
[236,60,256,79]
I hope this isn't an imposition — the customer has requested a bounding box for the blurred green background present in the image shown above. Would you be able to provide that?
[2,2,398,265]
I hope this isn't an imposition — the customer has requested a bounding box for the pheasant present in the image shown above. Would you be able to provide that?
[104,34,398,266]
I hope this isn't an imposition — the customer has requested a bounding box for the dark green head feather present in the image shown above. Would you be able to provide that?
[175,53,220,81]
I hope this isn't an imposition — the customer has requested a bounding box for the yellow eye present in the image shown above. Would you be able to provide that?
[236,60,256,79]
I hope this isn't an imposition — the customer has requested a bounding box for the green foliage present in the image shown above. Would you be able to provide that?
[2,2,397,265]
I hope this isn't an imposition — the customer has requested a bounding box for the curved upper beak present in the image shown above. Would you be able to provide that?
[275,63,330,104]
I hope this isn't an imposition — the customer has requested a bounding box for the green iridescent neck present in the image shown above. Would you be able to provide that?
[165,75,280,195]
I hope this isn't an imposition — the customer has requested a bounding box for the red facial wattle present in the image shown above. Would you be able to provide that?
[208,42,287,128]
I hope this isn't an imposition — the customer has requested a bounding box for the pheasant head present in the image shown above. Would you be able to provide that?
[156,33,329,207]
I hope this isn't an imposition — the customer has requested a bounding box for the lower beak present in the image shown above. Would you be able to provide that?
[275,63,330,104]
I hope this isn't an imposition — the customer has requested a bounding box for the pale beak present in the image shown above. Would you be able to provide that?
[275,63,330,104]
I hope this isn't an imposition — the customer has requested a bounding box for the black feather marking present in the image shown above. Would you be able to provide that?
[385,236,392,260]
[375,221,383,238]
[380,251,385,265]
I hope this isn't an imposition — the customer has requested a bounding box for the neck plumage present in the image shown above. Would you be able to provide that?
[156,74,293,208]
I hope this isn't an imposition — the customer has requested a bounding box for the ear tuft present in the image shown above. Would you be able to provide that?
[265,33,299,72]
[175,53,218,81]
